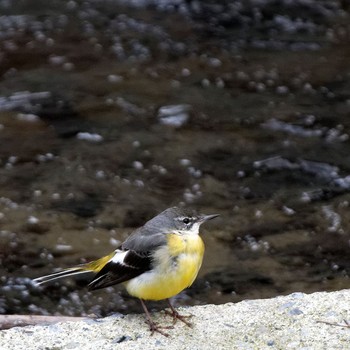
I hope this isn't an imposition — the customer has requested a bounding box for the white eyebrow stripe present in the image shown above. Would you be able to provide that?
[176,216,194,222]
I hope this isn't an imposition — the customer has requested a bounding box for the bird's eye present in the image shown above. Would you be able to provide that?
[182,217,191,224]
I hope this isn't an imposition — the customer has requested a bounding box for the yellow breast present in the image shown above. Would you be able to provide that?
[125,233,204,300]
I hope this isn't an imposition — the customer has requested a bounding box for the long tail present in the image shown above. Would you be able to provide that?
[33,266,94,286]
[33,251,115,286]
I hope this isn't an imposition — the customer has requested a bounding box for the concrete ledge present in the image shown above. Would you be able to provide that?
[1,290,350,349]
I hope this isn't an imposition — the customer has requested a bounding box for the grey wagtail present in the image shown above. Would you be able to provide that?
[33,207,219,336]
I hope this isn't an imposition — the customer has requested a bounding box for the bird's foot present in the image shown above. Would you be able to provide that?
[145,319,173,337]
[165,308,193,327]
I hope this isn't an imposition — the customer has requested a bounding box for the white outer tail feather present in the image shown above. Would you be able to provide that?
[33,268,93,286]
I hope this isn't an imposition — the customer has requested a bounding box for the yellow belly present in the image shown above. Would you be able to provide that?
[125,234,204,300]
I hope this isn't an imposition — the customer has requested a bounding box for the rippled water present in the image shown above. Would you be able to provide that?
[0,0,350,319]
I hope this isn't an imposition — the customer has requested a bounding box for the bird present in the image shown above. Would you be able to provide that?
[33,206,219,336]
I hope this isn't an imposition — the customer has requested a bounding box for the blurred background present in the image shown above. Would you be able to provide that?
[0,0,350,318]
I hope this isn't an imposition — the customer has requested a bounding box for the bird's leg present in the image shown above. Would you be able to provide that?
[165,299,193,327]
[139,299,172,337]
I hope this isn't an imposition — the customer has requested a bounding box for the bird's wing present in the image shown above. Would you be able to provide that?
[88,249,151,290]
[88,231,167,290]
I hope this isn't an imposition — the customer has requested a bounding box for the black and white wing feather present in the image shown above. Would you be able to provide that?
[88,231,166,290]
[88,249,152,290]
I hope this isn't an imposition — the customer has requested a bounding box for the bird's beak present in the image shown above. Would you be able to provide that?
[200,214,219,222]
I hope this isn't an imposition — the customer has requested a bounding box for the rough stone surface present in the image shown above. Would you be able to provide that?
[1,290,349,350]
